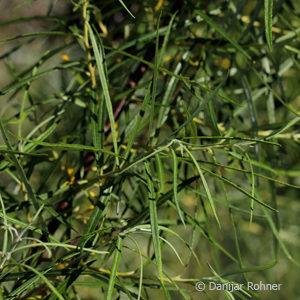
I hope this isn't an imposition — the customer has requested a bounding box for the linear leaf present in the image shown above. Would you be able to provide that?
[10,135,119,157]
[19,264,65,300]
[196,10,251,61]
[0,62,80,95]
[0,31,65,42]
[0,121,46,227]
[88,24,119,166]
[148,11,162,140]
[144,162,170,299]
[170,148,185,226]
[123,83,151,160]
[107,235,123,300]
[117,0,135,18]
[183,145,221,228]
[263,205,300,267]
[264,0,273,51]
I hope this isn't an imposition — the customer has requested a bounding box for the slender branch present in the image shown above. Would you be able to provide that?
[83,0,96,88]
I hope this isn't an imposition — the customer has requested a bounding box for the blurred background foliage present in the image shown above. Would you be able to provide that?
[0,0,299,299]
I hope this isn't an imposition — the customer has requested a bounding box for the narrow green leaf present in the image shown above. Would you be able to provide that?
[183,145,221,228]
[284,45,300,55]
[245,153,255,224]
[159,13,177,66]
[261,116,300,140]
[149,11,162,140]
[119,139,174,175]
[181,99,198,138]
[159,236,185,266]
[78,193,109,248]
[207,99,221,136]
[0,195,8,260]
[117,0,135,19]
[221,262,276,277]
[170,147,185,226]
[11,135,119,157]
[144,162,170,299]
[0,16,63,26]
[7,275,42,298]
[0,212,59,243]
[105,45,238,105]
[156,56,183,129]
[123,83,151,160]
[0,61,80,95]
[126,235,143,300]
[24,119,60,153]
[200,164,277,211]
[0,31,65,42]
[122,175,198,230]
[251,67,300,117]
[0,148,46,157]
[264,0,273,51]
[104,45,188,82]
[11,242,108,256]
[263,205,300,267]
[19,264,65,300]
[267,92,276,124]
[183,207,239,263]
[212,153,248,282]
[207,264,236,300]
[164,77,227,141]
[107,235,123,300]
[155,153,165,195]
[150,12,177,139]
[0,121,45,222]
[196,10,251,61]
[90,91,104,173]
[87,24,119,166]
[192,158,300,189]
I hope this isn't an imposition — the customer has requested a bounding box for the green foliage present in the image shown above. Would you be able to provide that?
[0,0,299,299]
[264,0,273,51]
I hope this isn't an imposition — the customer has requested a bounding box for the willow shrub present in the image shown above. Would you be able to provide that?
[0,0,299,299]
